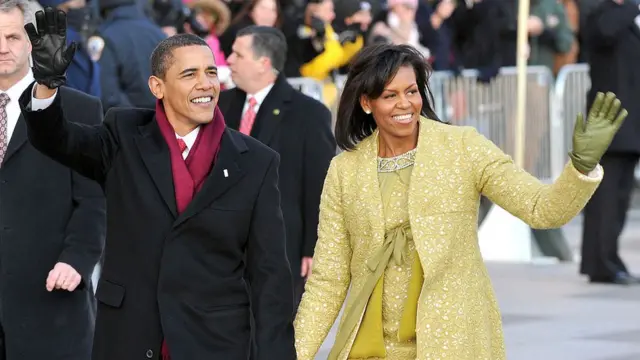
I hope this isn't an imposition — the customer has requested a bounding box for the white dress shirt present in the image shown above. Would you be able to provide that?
[0,71,54,141]
[176,127,200,159]
[240,83,274,118]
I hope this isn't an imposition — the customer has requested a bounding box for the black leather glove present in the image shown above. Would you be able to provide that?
[24,7,77,89]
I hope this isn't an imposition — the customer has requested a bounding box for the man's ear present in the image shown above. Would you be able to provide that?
[148,76,164,100]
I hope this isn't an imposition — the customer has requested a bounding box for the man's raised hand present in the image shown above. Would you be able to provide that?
[24,7,76,89]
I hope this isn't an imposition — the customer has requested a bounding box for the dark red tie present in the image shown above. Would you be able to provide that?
[177,138,187,154]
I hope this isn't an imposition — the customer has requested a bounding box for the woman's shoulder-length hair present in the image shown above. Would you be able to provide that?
[335,43,445,151]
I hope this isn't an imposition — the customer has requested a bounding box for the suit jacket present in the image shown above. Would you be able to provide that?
[18,84,296,360]
[0,86,105,360]
[294,118,603,359]
[219,75,336,285]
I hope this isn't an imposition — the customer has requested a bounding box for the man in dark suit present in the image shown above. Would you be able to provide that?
[0,1,106,359]
[221,26,336,307]
[580,0,640,285]
[20,8,295,360]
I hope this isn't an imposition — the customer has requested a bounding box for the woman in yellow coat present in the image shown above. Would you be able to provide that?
[293,43,627,360]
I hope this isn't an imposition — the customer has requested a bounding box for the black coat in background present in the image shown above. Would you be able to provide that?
[18,84,296,360]
[584,0,640,155]
[219,75,336,303]
[0,86,106,360]
[580,0,640,281]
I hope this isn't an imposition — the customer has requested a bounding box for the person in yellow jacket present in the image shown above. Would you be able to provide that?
[298,0,371,107]
[294,43,626,359]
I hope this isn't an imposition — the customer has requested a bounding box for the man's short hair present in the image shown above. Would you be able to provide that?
[150,33,210,79]
[0,0,32,24]
[236,25,287,73]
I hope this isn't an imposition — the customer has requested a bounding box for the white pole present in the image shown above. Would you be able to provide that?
[478,0,539,263]
[515,0,530,167]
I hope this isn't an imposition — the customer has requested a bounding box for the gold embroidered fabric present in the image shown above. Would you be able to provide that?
[356,165,418,359]
[294,117,603,360]
[331,163,419,360]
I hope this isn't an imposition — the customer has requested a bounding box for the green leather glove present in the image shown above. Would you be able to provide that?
[569,92,628,174]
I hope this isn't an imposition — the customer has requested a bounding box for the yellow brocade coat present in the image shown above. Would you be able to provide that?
[294,118,603,360]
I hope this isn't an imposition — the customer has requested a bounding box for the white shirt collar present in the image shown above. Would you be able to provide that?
[175,126,200,155]
[247,83,275,106]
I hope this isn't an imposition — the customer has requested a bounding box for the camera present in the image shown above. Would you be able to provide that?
[151,0,210,38]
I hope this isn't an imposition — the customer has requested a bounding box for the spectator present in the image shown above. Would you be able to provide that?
[415,0,456,71]
[528,0,574,72]
[553,0,579,75]
[97,0,166,111]
[580,0,640,285]
[220,25,336,311]
[449,0,508,82]
[367,0,430,57]
[332,0,373,74]
[219,0,281,57]
[187,0,232,65]
[0,2,105,359]
[298,0,362,106]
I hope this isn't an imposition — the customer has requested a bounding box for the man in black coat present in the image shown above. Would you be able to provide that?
[0,1,106,359]
[580,0,640,285]
[20,8,295,360]
[220,26,336,307]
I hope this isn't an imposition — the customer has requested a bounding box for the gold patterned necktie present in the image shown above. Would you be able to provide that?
[0,93,9,165]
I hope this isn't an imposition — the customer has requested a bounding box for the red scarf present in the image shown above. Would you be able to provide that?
[154,100,226,359]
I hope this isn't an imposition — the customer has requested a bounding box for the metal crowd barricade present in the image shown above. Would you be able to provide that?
[286,77,325,103]
[551,63,590,178]
[429,66,557,181]
[553,63,640,183]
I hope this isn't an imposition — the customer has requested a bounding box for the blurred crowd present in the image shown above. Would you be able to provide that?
[23,0,596,110]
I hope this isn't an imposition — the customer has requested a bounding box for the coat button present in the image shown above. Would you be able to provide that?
[145,349,153,358]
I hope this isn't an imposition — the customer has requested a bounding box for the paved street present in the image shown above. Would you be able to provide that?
[314,208,640,360]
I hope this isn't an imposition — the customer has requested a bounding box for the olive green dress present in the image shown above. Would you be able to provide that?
[349,149,418,359]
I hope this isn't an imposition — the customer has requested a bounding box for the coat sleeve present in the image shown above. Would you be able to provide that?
[294,158,352,359]
[246,152,297,360]
[463,126,602,229]
[57,94,106,290]
[19,83,120,185]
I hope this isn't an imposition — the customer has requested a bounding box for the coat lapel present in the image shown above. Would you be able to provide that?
[222,89,246,131]
[134,118,178,217]
[359,132,386,249]
[173,129,247,228]
[2,115,28,166]
[254,76,292,145]
[407,119,447,280]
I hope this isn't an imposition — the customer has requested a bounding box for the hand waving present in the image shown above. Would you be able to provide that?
[569,92,628,174]
[24,7,77,89]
